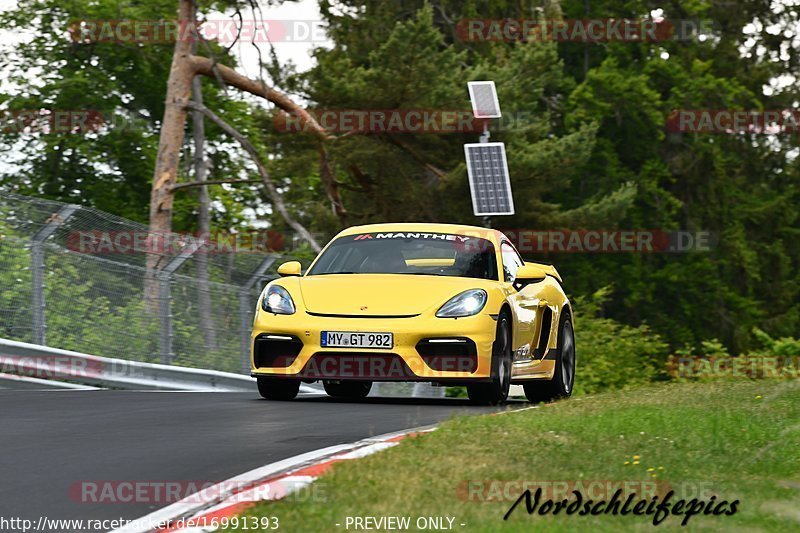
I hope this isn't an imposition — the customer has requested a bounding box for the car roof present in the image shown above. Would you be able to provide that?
[336,223,503,243]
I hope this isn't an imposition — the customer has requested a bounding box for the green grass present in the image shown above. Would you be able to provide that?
[232,381,800,532]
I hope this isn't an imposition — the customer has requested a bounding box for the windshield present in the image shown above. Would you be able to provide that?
[307,232,498,280]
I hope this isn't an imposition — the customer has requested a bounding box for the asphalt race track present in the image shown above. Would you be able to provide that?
[0,390,514,524]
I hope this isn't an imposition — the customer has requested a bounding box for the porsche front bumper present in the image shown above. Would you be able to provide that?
[250,312,498,382]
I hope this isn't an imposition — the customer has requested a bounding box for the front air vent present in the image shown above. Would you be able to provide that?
[533,308,552,358]
[305,311,419,319]
[416,338,478,373]
[253,334,303,368]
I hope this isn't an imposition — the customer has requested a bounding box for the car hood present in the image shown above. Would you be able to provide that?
[298,274,488,316]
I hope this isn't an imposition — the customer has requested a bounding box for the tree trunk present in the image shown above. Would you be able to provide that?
[190,11,216,351]
[145,0,195,307]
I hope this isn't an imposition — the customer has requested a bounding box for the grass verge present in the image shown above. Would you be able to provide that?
[233,380,800,532]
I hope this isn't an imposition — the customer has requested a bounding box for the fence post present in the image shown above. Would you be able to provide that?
[31,242,44,345]
[239,255,279,373]
[158,237,204,365]
[30,205,78,345]
[158,271,173,365]
[237,289,251,374]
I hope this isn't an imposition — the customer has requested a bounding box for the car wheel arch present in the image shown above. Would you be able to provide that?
[497,302,513,344]
[553,304,573,348]
[560,303,573,328]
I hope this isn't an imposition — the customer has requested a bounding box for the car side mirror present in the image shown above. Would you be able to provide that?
[277,261,302,277]
[515,264,547,282]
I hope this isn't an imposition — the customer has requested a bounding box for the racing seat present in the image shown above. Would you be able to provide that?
[452,250,487,279]
[361,248,407,274]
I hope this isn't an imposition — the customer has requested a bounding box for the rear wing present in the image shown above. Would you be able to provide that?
[528,262,562,282]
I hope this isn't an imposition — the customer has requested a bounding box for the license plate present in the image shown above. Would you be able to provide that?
[321,331,393,349]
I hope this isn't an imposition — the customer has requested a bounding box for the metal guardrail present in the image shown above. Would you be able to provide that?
[0,372,100,390]
[0,338,320,392]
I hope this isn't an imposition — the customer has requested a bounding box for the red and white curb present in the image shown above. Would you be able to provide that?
[110,426,436,533]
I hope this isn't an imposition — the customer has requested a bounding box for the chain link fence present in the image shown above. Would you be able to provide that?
[0,192,294,374]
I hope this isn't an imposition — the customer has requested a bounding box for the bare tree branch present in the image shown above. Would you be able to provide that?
[170,178,261,192]
[190,55,347,223]
[348,163,375,195]
[190,56,333,141]
[198,35,230,97]
[383,136,447,178]
[246,0,269,89]
[185,100,322,252]
[319,144,347,221]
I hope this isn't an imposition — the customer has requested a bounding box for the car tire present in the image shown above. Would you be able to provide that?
[524,315,575,404]
[257,377,300,400]
[323,380,372,399]
[467,314,512,405]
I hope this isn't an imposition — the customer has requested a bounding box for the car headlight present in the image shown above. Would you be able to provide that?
[262,285,296,315]
[436,289,487,318]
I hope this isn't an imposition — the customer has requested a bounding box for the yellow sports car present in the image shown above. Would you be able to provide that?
[251,223,575,404]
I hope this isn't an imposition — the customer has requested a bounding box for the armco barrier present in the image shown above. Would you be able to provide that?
[0,372,100,390]
[0,338,317,393]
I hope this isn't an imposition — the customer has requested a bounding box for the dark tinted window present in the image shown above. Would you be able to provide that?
[501,241,524,282]
[307,232,498,280]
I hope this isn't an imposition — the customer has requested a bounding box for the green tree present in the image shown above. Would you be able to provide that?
[0,0,260,228]
[552,0,800,351]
